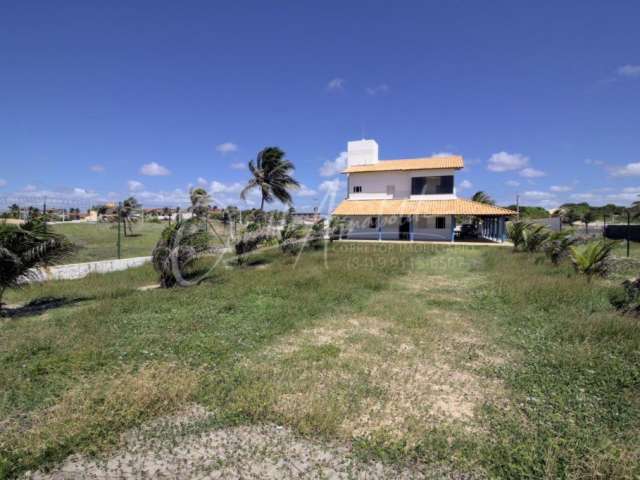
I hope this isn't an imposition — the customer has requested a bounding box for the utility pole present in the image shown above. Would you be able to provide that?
[627,210,631,258]
[117,202,122,259]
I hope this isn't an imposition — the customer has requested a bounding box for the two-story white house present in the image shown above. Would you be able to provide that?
[332,139,515,241]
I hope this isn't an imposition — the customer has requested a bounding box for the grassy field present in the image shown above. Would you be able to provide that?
[1,243,639,478]
[49,221,229,264]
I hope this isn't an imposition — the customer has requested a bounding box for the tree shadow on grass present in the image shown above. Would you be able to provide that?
[1,296,90,318]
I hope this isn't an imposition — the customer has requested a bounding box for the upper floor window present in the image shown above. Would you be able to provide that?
[435,217,446,229]
[411,176,454,195]
[353,185,362,193]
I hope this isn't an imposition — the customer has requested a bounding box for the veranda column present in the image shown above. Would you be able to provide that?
[378,216,382,241]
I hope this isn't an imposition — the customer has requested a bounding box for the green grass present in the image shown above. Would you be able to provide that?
[49,222,165,263]
[49,221,229,263]
[1,242,639,478]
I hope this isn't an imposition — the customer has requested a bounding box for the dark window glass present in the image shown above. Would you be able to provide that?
[353,185,362,193]
[369,217,377,229]
[435,217,446,229]
[411,176,454,195]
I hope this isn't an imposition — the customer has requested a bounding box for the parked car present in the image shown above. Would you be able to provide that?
[459,223,479,239]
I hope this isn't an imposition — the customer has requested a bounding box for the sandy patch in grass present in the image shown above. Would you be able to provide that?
[255,310,505,445]
[28,408,467,479]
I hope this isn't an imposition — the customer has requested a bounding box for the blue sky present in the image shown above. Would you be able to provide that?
[1,1,639,211]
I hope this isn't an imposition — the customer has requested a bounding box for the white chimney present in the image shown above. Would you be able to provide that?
[347,139,379,167]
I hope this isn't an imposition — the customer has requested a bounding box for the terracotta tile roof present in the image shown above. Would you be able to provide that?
[343,156,464,173]
[332,198,516,216]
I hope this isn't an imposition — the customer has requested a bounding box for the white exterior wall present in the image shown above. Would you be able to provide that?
[412,215,451,241]
[348,169,457,200]
[343,215,452,241]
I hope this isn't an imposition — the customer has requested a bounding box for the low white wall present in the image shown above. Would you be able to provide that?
[29,256,152,282]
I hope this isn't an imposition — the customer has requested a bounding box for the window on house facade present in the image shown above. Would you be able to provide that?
[411,176,454,195]
[435,217,446,229]
[386,185,395,197]
[369,217,378,229]
[353,185,362,193]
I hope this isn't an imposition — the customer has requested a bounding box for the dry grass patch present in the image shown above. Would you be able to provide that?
[1,363,200,476]
[243,311,506,446]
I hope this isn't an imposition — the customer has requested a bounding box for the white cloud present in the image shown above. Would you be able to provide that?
[216,142,238,154]
[0,179,6,187]
[584,158,605,166]
[519,167,546,178]
[550,185,572,192]
[617,64,640,78]
[230,162,245,170]
[487,152,529,172]
[209,180,244,194]
[128,180,144,191]
[297,184,317,197]
[505,180,520,187]
[320,151,348,177]
[523,190,556,199]
[318,178,344,193]
[432,151,454,157]
[90,164,105,172]
[23,184,37,192]
[366,84,390,96]
[327,78,345,91]
[196,177,208,187]
[140,162,171,176]
[458,179,472,190]
[570,192,598,201]
[611,162,640,176]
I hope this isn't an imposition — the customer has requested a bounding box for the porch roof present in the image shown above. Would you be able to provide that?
[333,198,516,216]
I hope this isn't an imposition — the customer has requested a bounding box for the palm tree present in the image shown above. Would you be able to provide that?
[521,224,551,252]
[471,191,495,205]
[581,210,595,234]
[241,147,300,211]
[9,204,20,219]
[506,221,532,251]
[0,220,74,309]
[189,187,211,219]
[119,197,141,236]
[152,219,209,288]
[544,231,577,265]
[569,240,617,281]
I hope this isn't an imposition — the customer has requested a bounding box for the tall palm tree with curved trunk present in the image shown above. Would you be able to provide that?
[471,191,495,205]
[241,147,300,211]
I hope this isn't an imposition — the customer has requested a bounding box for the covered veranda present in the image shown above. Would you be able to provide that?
[332,198,516,243]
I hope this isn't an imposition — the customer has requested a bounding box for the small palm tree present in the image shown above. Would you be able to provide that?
[0,220,74,309]
[152,219,209,288]
[189,187,211,219]
[471,191,495,205]
[569,240,617,281]
[581,210,596,234]
[9,204,20,219]
[544,231,578,265]
[119,197,141,236]
[241,147,300,210]
[506,221,532,251]
[521,224,551,253]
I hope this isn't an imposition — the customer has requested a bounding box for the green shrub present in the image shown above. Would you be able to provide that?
[569,240,617,281]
